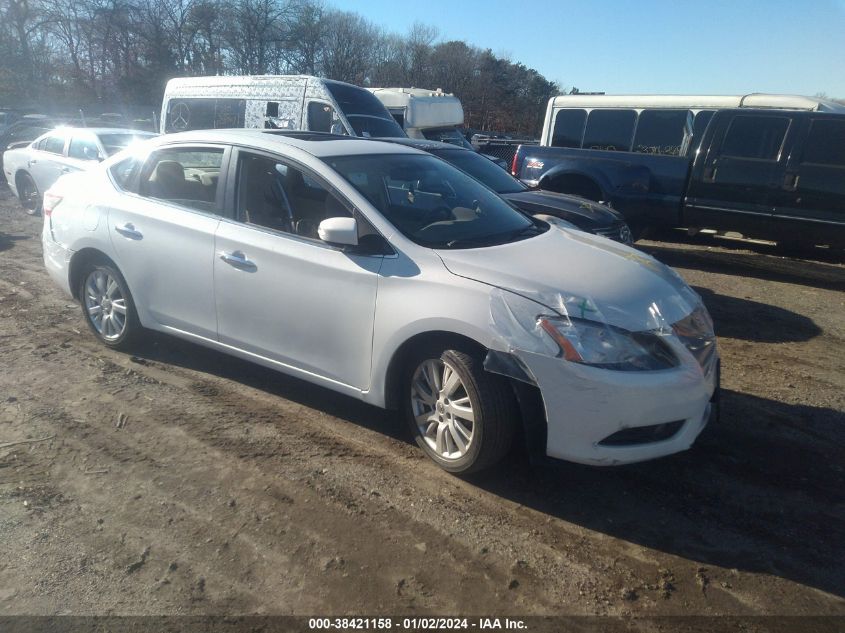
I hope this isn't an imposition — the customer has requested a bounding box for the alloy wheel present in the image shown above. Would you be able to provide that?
[410,358,475,459]
[83,269,128,341]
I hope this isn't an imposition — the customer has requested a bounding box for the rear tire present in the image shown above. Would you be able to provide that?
[17,173,41,216]
[402,346,517,474]
[78,262,143,351]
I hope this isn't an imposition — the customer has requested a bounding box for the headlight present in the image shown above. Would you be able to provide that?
[538,316,678,371]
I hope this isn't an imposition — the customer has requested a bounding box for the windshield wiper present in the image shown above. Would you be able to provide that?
[445,223,543,248]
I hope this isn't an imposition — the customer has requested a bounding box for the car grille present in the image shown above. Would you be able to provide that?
[593,223,632,245]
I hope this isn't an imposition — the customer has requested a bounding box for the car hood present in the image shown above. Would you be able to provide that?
[435,226,700,332]
[502,190,623,227]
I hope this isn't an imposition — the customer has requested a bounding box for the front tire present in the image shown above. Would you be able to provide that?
[17,173,41,216]
[403,347,517,474]
[79,262,143,350]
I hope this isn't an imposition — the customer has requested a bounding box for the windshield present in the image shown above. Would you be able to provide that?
[325,81,406,138]
[328,154,543,249]
[434,148,527,194]
[98,133,156,156]
[421,126,473,149]
[347,115,406,138]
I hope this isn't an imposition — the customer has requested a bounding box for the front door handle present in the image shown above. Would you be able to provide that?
[220,250,257,271]
[61,166,71,173]
[702,166,718,182]
[114,223,143,240]
[29,159,37,166]
[783,172,800,192]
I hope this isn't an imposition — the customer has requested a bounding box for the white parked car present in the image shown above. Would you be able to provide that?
[42,130,719,473]
[5,127,156,214]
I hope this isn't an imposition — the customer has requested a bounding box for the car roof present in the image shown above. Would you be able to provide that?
[372,137,470,153]
[154,129,427,158]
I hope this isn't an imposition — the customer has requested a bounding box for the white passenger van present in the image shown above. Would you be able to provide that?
[161,75,406,138]
[539,93,842,155]
[367,87,472,148]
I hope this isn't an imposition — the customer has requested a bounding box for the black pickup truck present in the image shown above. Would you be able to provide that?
[511,107,845,248]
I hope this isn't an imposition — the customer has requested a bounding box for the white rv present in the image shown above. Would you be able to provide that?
[161,75,406,138]
[367,87,472,148]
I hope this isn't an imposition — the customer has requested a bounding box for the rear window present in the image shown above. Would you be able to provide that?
[693,110,715,142]
[633,109,688,156]
[720,115,790,161]
[802,119,845,167]
[582,109,636,152]
[551,109,586,148]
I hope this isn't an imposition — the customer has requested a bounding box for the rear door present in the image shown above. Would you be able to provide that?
[108,144,228,338]
[28,132,67,193]
[769,115,845,245]
[213,147,383,390]
[686,111,796,234]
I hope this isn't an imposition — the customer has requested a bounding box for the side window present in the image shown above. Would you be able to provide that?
[34,138,48,151]
[110,157,140,192]
[43,135,66,155]
[692,110,715,142]
[140,147,224,213]
[308,102,335,133]
[551,109,586,148]
[68,136,101,161]
[236,152,351,239]
[166,98,246,133]
[633,109,688,156]
[801,119,845,167]
[720,116,790,161]
[582,109,636,151]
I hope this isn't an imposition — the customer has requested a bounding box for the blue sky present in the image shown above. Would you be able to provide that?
[331,0,845,98]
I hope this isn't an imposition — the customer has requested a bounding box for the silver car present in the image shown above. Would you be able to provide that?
[42,130,718,473]
[5,127,156,214]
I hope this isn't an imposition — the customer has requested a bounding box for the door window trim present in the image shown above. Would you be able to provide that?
[717,115,792,163]
[223,146,393,255]
[136,143,231,218]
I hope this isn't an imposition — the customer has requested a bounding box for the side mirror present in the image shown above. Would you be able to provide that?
[83,146,101,161]
[318,217,358,247]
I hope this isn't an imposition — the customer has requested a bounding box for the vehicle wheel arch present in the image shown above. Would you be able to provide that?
[383,331,489,411]
[540,169,605,202]
[68,248,120,301]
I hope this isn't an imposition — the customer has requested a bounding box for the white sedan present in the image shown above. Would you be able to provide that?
[42,130,719,473]
[4,127,156,214]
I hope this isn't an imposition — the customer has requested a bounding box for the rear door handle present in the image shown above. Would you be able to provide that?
[220,250,256,271]
[702,166,718,182]
[114,223,143,240]
[60,166,71,173]
[783,172,800,191]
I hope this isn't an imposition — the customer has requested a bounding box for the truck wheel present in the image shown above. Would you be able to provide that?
[403,346,517,474]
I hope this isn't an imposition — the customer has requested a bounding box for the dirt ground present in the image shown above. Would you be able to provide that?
[0,186,843,617]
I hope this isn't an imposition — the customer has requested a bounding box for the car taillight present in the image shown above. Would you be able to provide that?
[510,149,519,176]
[42,192,63,216]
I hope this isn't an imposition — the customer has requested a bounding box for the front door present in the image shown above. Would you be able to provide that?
[108,145,228,338]
[686,112,795,235]
[213,149,382,390]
